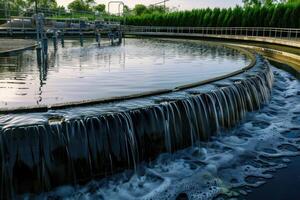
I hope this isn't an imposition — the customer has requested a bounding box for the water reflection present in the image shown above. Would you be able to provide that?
[0,38,249,108]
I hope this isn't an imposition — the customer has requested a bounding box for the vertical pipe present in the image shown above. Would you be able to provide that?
[61,31,65,47]
[80,32,83,47]
[98,33,101,46]
[42,37,48,55]
[95,32,99,43]
[53,32,57,51]
[35,0,38,14]
[96,32,101,47]
[36,46,42,66]
[118,31,122,44]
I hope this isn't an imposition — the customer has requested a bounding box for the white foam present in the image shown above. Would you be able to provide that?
[29,67,300,200]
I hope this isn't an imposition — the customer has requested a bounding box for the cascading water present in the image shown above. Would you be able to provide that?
[0,55,273,199]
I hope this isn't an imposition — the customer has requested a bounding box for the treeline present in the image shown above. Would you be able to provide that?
[125,3,300,28]
[0,0,106,18]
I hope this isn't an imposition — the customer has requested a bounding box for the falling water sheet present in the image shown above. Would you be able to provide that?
[18,66,300,200]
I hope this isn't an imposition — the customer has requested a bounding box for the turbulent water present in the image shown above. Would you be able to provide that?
[19,65,299,200]
[0,54,275,199]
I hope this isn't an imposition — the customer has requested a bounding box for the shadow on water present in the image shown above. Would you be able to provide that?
[246,156,300,200]
[244,60,300,200]
[269,60,300,80]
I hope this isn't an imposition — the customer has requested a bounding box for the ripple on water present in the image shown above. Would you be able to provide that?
[292,116,300,125]
[280,127,300,139]
[278,144,299,152]
[251,120,271,129]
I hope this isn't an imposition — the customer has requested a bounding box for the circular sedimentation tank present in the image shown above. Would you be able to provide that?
[0,38,278,198]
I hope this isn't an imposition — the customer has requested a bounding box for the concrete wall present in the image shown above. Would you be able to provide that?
[125,32,300,49]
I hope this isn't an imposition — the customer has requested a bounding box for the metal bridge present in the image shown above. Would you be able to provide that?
[0,17,121,37]
[0,3,122,37]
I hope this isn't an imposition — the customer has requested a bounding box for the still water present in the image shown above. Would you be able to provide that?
[0,38,249,108]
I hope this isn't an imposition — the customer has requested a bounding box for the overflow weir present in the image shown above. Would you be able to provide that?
[0,46,274,198]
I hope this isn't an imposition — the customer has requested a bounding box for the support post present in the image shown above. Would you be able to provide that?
[118,31,122,44]
[96,32,101,47]
[61,31,65,47]
[52,31,58,51]
[80,32,83,47]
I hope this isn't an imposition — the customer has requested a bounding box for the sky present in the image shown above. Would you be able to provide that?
[57,0,244,13]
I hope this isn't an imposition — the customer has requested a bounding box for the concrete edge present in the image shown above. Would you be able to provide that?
[226,43,300,73]
[0,43,37,56]
[0,41,257,114]
[125,32,300,49]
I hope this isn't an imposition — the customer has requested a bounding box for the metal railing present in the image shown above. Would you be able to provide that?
[124,26,300,40]
[0,15,122,36]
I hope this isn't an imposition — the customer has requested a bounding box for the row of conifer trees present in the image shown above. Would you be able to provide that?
[125,3,300,28]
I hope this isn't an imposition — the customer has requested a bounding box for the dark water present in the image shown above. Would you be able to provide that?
[0,38,249,108]
[25,66,299,200]
[246,156,300,200]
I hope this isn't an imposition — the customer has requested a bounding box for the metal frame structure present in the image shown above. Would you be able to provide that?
[108,1,125,16]
[150,0,170,11]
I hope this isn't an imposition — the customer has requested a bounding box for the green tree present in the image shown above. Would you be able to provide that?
[123,5,130,14]
[270,3,285,26]
[68,0,93,12]
[133,4,147,16]
[26,0,58,9]
[243,0,261,6]
[223,8,232,26]
[208,8,220,26]
[147,5,168,14]
[94,4,105,13]
[243,0,278,6]
[217,9,227,27]
[202,9,212,27]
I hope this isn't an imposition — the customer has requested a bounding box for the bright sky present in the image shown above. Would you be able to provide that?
[57,0,243,12]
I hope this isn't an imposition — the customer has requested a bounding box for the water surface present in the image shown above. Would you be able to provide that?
[0,38,249,108]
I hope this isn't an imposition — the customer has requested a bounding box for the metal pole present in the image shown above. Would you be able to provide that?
[4,2,8,20]
[61,31,65,47]
[35,0,38,14]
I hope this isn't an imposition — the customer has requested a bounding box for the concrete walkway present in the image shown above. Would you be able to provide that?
[0,39,37,55]
[125,32,300,49]
[228,43,300,72]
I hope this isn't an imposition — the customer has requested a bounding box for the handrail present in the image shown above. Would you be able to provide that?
[124,26,300,31]
[124,26,300,40]
[1,16,299,40]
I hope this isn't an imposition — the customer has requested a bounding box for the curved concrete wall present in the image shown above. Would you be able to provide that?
[125,32,300,49]
[0,53,273,198]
